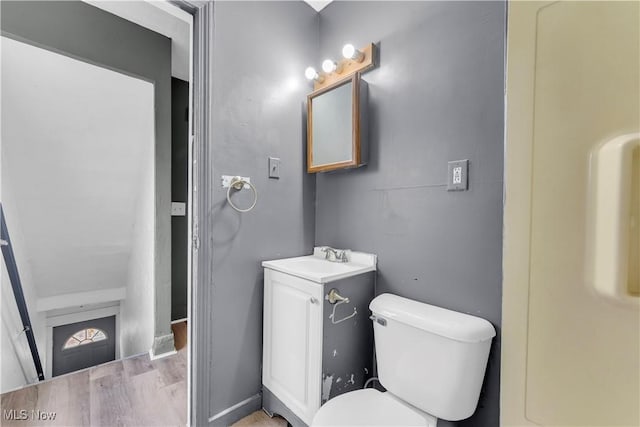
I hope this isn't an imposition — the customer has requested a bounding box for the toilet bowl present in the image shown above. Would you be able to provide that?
[311,293,495,427]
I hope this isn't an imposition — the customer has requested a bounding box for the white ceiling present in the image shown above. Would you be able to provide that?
[303,0,333,12]
[85,0,192,82]
[1,37,155,298]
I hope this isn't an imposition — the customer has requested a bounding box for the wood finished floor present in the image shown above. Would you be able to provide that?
[1,322,188,427]
[231,411,287,427]
[172,321,187,352]
[2,322,287,427]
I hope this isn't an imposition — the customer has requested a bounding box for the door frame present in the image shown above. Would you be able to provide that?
[45,304,121,379]
[167,2,213,425]
[1,0,178,361]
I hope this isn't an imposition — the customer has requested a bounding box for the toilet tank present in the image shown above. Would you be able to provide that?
[369,294,495,421]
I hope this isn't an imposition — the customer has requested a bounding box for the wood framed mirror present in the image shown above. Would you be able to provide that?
[307,73,368,173]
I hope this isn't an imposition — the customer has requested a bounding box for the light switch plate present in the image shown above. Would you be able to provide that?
[447,159,469,191]
[269,157,280,179]
[171,202,186,216]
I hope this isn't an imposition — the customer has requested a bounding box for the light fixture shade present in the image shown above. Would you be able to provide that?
[322,59,337,73]
[305,66,318,80]
[342,43,365,62]
[342,44,355,59]
[305,66,325,83]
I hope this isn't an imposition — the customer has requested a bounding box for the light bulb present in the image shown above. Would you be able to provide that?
[323,59,339,73]
[342,43,365,62]
[305,66,318,80]
[342,44,355,59]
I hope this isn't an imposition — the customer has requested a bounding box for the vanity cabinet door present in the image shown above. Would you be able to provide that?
[263,269,323,425]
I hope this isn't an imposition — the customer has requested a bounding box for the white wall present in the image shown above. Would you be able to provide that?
[1,35,156,381]
[0,317,28,392]
[0,185,45,392]
[1,36,155,299]
[119,148,155,357]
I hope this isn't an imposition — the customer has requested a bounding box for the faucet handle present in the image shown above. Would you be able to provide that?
[319,246,349,262]
[321,246,337,260]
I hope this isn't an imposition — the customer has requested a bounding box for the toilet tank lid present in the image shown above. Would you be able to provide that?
[369,294,496,343]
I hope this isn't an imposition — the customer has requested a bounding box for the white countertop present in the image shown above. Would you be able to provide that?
[262,247,377,284]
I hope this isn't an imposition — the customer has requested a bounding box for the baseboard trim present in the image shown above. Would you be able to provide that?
[263,386,308,427]
[208,393,261,425]
[171,318,188,324]
[148,348,177,361]
[151,332,175,356]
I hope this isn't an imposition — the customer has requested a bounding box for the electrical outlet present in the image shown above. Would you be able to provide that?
[269,157,280,179]
[447,160,469,191]
[171,202,186,216]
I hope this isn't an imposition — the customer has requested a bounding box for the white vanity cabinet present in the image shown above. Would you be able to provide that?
[262,249,377,427]
[262,269,324,425]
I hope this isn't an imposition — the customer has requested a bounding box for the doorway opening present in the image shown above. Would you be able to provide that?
[52,316,115,377]
[1,1,194,424]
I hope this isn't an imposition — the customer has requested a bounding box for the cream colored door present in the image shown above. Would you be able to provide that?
[502,2,639,426]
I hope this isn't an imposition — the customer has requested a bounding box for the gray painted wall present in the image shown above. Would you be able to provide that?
[315,2,505,426]
[206,1,318,423]
[321,273,375,402]
[172,77,189,321]
[1,1,174,354]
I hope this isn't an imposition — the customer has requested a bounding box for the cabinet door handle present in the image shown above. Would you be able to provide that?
[309,297,319,304]
[588,132,640,308]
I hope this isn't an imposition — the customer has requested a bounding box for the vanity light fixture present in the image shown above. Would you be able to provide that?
[321,59,343,74]
[306,43,375,91]
[305,66,325,83]
[342,43,365,62]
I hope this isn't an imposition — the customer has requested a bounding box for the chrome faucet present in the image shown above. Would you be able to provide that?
[321,247,349,263]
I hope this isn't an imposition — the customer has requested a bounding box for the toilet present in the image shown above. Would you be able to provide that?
[311,293,495,426]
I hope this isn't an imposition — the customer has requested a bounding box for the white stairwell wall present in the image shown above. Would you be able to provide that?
[1,36,157,382]
[0,186,46,393]
[119,142,155,358]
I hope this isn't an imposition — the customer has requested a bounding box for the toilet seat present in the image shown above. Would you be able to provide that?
[311,389,438,427]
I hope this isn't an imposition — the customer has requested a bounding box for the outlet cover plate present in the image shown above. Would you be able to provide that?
[447,159,469,191]
[171,202,186,216]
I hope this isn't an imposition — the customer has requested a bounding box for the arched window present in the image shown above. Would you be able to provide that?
[62,328,107,350]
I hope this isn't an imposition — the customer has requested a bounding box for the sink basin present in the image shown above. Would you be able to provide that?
[262,247,377,284]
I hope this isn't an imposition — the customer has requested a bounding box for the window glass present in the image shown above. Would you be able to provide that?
[63,328,107,349]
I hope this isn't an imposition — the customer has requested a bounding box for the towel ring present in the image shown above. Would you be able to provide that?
[226,176,258,213]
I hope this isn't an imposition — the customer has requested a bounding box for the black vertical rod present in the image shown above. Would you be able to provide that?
[0,204,45,381]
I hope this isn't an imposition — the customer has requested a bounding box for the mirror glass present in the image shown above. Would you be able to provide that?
[311,80,353,166]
